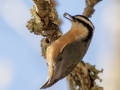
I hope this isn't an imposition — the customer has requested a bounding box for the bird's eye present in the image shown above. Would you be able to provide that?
[72,16,75,20]
[72,16,77,22]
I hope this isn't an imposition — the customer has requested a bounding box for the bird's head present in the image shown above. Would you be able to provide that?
[63,13,94,41]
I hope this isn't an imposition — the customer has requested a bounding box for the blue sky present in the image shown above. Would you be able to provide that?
[0,0,120,90]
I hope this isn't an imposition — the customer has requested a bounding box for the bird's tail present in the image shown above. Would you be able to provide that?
[40,75,59,89]
[40,76,49,89]
[40,60,76,89]
[40,61,62,89]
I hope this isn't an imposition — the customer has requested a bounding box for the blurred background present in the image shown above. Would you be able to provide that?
[0,0,120,90]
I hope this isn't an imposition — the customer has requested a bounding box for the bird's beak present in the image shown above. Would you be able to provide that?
[63,13,75,21]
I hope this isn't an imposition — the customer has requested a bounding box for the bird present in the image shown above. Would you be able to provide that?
[40,13,94,89]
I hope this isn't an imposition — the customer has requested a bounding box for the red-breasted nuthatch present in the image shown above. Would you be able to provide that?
[40,13,94,89]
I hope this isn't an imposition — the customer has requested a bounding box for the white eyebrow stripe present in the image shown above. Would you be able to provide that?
[75,16,94,29]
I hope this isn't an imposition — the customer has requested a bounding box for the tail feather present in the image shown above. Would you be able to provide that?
[40,65,76,89]
[40,76,58,89]
[40,62,61,89]
[40,76,49,89]
[40,81,49,89]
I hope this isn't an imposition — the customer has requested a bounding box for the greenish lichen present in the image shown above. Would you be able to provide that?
[67,62,103,90]
[26,5,43,35]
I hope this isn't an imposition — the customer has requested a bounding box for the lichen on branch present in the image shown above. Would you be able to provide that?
[83,0,102,17]
[26,0,62,43]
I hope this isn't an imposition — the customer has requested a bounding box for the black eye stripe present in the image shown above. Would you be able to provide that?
[75,15,94,28]
[75,18,93,30]
[75,18,94,41]
[75,15,90,21]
